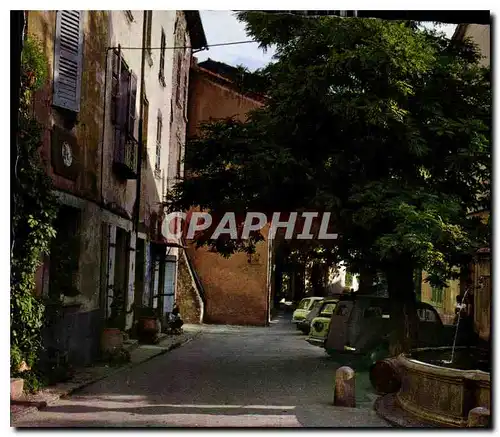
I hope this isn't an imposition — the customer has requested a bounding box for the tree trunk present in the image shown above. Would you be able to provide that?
[310,262,326,297]
[294,263,306,301]
[386,260,419,356]
[358,267,376,294]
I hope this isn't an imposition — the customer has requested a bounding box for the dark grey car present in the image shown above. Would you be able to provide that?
[324,294,456,364]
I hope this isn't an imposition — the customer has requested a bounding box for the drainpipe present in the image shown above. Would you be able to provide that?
[135,11,147,233]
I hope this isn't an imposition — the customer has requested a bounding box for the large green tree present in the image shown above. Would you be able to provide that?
[169,14,490,352]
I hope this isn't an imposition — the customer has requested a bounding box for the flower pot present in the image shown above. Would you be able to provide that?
[137,316,161,343]
[101,327,123,354]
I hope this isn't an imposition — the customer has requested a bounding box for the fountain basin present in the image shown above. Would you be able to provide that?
[376,347,490,427]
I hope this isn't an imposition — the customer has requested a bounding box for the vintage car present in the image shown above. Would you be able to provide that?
[291,297,324,328]
[297,299,324,334]
[306,299,339,347]
[324,294,457,364]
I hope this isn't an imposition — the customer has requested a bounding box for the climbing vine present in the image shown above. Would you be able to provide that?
[11,36,59,387]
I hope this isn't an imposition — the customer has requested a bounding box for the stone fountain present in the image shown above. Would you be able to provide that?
[375,290,491,427]
[375,346,490,427]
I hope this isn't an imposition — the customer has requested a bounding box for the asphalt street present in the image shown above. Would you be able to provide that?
[13,312,389,427]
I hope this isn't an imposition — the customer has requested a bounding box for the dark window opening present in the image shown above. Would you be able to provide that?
[159,28,166,86]
[155,111,162,176]
[48,206,81,299]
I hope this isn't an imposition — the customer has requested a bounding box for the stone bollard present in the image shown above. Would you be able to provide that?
[467,407,491,428]
[334,366,356,407]
[10,378,24,401]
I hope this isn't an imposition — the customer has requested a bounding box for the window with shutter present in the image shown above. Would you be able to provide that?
[155,111,162,174]
[111,47,121,124]
[145,11,152,55]
[142,93,149,164]
[53,10,84,112]
[175,51,182,104]
[111,50,139,179]
[183,69,189,114]
[128,73,137,139]
[159,29,166,86]
[119,68,130,129]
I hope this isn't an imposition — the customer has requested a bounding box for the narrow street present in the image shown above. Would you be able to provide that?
[13,313,388,427]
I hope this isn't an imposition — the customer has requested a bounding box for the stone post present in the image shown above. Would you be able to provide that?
[467,407,491,428]
[10,378,24,401]
[334,366,356,407]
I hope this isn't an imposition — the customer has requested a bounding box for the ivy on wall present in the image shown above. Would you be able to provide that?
[11,36,59,390]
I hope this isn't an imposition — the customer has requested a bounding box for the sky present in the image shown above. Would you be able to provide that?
[195,11,458,71]
[195,11,276,70]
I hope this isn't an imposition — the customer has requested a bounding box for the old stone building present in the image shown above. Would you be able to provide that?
[26,10,206,367]
[178,58,272,326]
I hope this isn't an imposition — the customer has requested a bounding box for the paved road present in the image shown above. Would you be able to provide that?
[13,313,389,427]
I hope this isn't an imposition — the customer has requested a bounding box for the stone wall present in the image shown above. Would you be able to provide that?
[185,226,270,326]
[176,251,202,324]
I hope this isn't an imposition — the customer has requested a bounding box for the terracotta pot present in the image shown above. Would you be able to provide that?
[370,358,402,394]
[101,327,123,354]
[137,317,160,342]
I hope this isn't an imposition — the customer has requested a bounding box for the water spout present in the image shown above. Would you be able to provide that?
[447,288,470,364]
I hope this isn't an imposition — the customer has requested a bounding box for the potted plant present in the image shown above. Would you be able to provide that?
[101,293,125,355]
[136,305,161,344]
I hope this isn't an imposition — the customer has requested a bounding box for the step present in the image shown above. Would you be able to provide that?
[123,339,139,353]
[157,333,168,342]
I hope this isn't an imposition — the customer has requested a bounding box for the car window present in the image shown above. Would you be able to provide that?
[297,299,310,310]
[417,308,438,323]
[364,306,383,318]
[310,301,323,311]
[320,302,337,316]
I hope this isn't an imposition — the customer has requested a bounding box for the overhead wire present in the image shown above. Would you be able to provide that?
[112,39,257,51]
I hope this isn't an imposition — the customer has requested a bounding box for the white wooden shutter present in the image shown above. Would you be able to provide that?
[106,225,117,318]
[125,232,136,330]
[152,256,160,309]
[53,10,84,112]
[163,258,177,315]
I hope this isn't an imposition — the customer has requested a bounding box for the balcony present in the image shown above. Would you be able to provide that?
[113,132,138,180]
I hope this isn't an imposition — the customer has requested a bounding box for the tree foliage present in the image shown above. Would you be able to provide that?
[11,37,59,384]
[169,14,490,293]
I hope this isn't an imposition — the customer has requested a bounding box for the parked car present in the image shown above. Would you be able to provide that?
[324,294,457,364]
[297,299,324,334]
[306,299,339,346]
[291,297,324,328]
